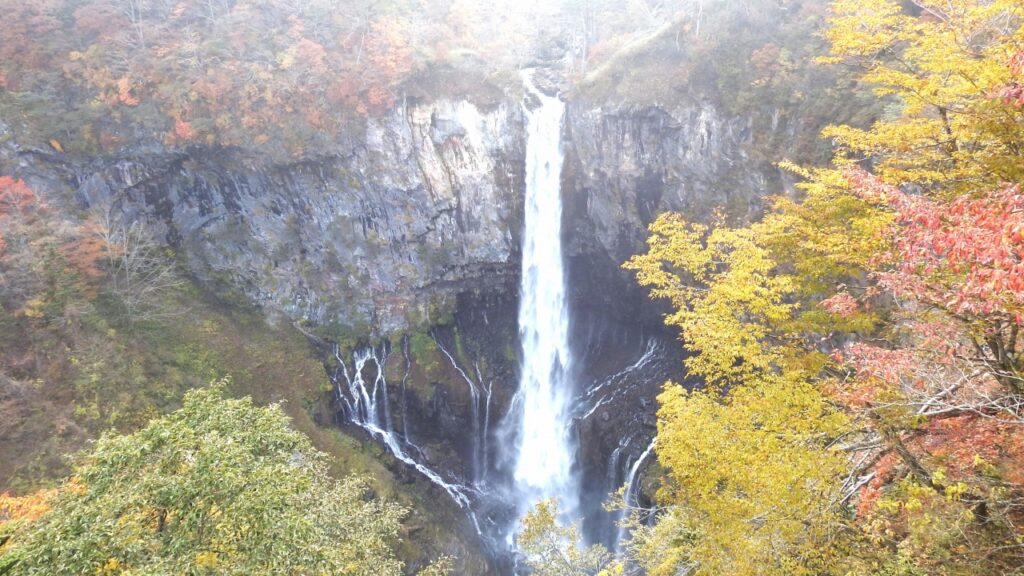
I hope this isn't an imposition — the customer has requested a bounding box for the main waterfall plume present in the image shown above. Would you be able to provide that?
[509,71,579,523]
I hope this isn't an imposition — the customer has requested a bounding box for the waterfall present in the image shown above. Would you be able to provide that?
[511,70,579,522]
[332,343,483,535]
[435,335,490,486]
[614,437,657,554]
[578,339,661,421]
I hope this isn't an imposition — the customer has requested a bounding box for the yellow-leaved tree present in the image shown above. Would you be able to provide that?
[623,216,861,576]
[821,0,1024,189]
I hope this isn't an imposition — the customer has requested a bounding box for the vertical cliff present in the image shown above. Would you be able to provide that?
[62,98,526,336]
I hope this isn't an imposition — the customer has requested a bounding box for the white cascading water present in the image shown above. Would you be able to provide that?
[332,343,483,535]
[614,437,657,554]
[511,71,579,522]
[435,336,493,487]
[578,339,660,421]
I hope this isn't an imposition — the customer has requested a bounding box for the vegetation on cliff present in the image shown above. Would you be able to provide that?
[0,172,465,570]
[0,0,561,158]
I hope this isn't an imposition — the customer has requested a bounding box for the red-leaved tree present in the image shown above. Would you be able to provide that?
[823,169,1024,563]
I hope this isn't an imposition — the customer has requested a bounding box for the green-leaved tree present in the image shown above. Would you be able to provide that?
[0,383,425,576]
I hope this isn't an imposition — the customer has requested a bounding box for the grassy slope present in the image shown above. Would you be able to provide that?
[0,277,477,570]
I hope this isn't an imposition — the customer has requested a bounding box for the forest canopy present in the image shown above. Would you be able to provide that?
[626,0,1024,574]
[0,0,846,159]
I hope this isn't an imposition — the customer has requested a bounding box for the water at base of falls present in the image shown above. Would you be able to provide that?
[507,70,580,525]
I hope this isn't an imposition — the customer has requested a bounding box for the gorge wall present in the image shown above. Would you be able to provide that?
[1,77,824,570]
[563,99,797,543]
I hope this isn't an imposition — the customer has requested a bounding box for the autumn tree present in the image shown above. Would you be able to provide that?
[625,1,1024,574]
[624,217,853,576]
[820,0,1024,189]
[89,209,182,325]
[0,490,53,574]
[0,178,43,292]
[0,384,442,576]
[824,170,1024,572]
[518,500,620,576]
[0,177,86,323]
[0,178,131,325]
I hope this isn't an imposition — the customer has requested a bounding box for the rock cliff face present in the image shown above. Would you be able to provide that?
[70,98,526,336]
[565,101,796,266]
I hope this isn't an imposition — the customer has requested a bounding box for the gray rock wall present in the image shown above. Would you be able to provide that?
[4,94,797,338]
[565,102,787,266]
[70,99,526,336]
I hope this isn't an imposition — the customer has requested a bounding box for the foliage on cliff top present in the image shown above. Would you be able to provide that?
[574,1,821,105]
[0,0,882,164]
[571,0,877,165]
[0,0,531,159]
[626,0,1024,574]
